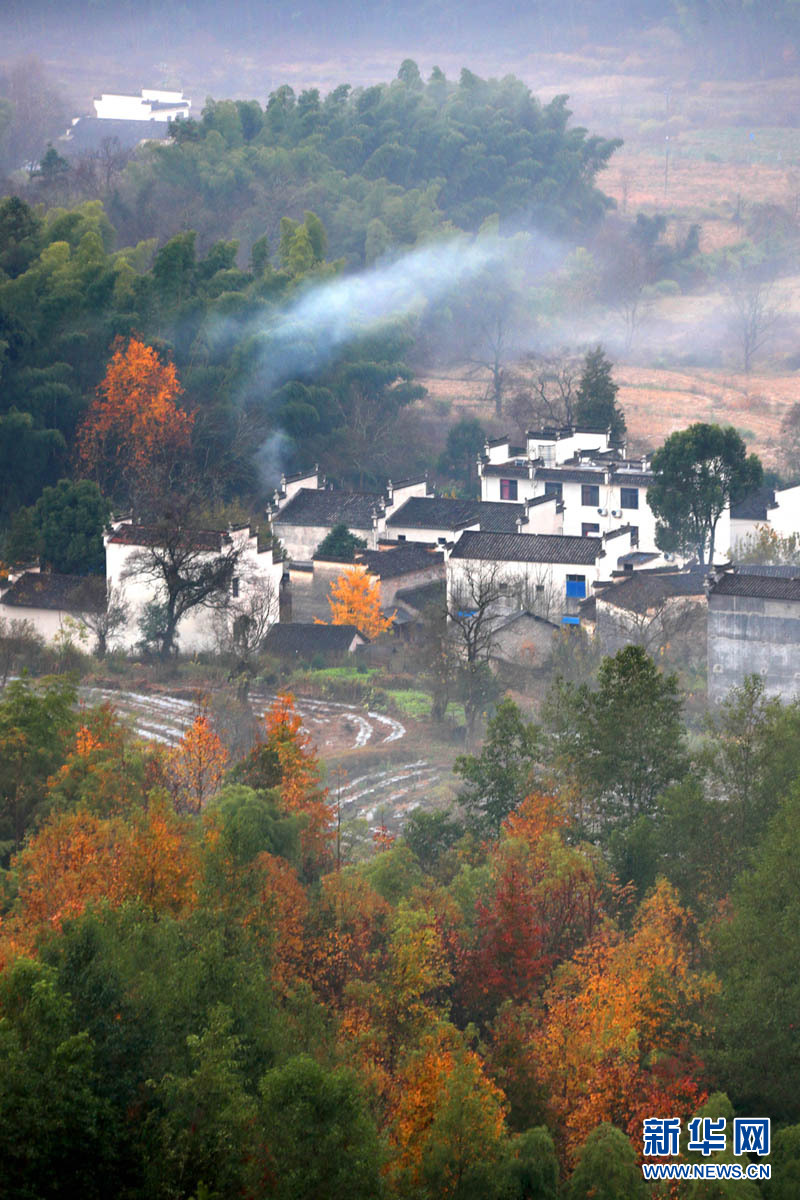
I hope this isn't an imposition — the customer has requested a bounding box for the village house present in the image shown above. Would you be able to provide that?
[105,519,283,654]
[0,571,105,644]
[708,564,800,702]
[65,89,191,154]
[263,623,368,665]
[594,565,708,654]
[268,469,429,561]
[446,525,635,627]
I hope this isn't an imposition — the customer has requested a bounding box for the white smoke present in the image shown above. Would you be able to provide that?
[254,234,507,387]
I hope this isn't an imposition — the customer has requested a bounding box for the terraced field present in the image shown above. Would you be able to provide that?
[79,684,448,834]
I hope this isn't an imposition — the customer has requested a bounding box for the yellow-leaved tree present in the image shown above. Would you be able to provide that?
[318,566,393,639]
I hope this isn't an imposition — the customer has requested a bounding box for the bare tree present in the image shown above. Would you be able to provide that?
[599,594,703,657]
[0,617,45,686]
[467,311,510,418]
[508,351,581,435]
[123,501,243,658]
[68,581,130,658]
[446,559,507,743]
[724,268,780,373]
[213,576,278,671]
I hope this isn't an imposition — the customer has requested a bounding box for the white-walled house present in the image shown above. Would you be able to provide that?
[446,526,635,626]
[93,89,190,123]
[269,471,429,561]
[105,520,283,653]
[478,427,659,548]
[0,572,104,644]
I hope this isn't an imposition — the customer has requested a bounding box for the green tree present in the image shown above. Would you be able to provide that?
[550,646,687,839]
[648,423,763,564]
[439,417,487,494]
[504,1127,559,1200]
[573,346,625,443]
[259,1055,383,1200]
[766,1124,800,1200]
[315,522,367,561]
[0,957,110,1200]
[454,697,541,834]
[713,787,800,1121]
[0,675,76,861]
[30,478,110,575]
[567,1123,646,1200]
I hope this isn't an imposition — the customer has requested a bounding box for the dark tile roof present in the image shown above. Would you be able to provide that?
[275,488,383,529]
[357,545,444,579]
[610,471,653,488]
[494,609,559,633]
[710,572,800,602]
[1,573,105,611]
[108,524,226,550]
[619,551,661,565]
[536,467,605,484]
[605,524,634,541]
[736,563,800,577]
[263,623,366,655]
[598,569,707,615]
[481,463,530,478]
[730,485,776,521]
[450,530,605,565]
[387,496,525,533]
[394,580,446,612]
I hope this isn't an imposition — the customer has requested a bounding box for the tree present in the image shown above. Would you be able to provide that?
[29,478,110,575]
[315,522,367,560]
[259,1055,383,1200]
[166,709,229,813]
[724,266,780,373]
[567,1124,646,1200]
[454,698,541,834]
[573,346,625,443]
[76,337,193,502]
[648,423,763,564]
[123,498,243,658]
[69,580,129,658]
[439,418,487,494]
[321,565,393,638]
[0,676,76,862]
[713,787,800,1121]
[508,352,581,437]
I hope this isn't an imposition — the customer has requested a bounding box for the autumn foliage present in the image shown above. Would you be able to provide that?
[166,707,228,813]
[76,337,193,495]
[319,565,394,638]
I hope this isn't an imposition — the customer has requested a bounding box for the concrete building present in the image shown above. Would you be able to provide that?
[708,565,800,701]
[93,89,190,122]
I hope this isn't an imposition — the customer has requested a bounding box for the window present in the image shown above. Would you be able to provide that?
[581,484,600,507]
[629,525,639,544]
[582,522,600,537]
[398,534,406,541]
[565,574,586,599]
[620,486,639,509]
[500,478,518,501]
[231,577,240,598]
[544,481,562,500]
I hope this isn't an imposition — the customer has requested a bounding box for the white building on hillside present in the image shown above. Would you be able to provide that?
[93,89,190,122]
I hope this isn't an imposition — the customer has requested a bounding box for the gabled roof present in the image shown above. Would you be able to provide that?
[357,545,444,579]
[274,488,382,529]
[598,569,707,615]
[710,571,800,602]
[263,623,366,655]
[450,530,605,565]
[108,524,228,551]
[395,580,446,612]
[1,572,105,611]
[386,496,525,533]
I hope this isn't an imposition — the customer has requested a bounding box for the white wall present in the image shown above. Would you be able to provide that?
[106,525,282,653]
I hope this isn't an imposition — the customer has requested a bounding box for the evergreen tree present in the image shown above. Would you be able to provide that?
[573,346,625,443]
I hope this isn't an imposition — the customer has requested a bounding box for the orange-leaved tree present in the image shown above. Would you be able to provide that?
[77,337,193,498]
[166,708,228,814]
[318,566,393,638]
[538,877,714,1163]
[258,692,333,875]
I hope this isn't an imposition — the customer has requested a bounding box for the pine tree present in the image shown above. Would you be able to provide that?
[574,346,625,443]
